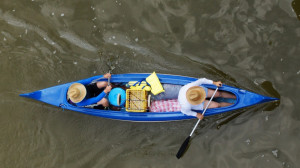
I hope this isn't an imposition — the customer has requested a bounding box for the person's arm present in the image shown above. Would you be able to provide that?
[103,73,111,79]
[76,91,107,107]
[77,85,112,106]
[189,78,213,87]
[181,107,197,117]
[196,113,204,120]
[213,81,222,87]
[181,107,204,119]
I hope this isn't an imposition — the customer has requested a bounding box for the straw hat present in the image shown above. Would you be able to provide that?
[186,86,206,105]
[67,83,87,103]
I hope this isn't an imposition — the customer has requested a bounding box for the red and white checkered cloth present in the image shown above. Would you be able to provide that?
[149,99,181,112]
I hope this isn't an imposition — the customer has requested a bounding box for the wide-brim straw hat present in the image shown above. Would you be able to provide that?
[186,86,206,105]
[67,83,87,103]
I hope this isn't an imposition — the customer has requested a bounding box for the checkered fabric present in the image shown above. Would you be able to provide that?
[149,99,181,112]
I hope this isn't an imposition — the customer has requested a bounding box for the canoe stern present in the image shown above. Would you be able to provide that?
[20,84,68,107]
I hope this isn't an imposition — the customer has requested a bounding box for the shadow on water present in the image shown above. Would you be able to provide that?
[258,80,281,111]
[214,101,280,130]
[201,63,237,84]
[260,81,281,99]
[292,0,300,20]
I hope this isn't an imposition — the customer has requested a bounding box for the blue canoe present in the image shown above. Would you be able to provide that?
[20,73,278,122]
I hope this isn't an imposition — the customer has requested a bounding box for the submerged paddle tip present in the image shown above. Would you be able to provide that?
[176,136,191,159]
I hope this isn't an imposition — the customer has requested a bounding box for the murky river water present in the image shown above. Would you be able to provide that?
[1,0,300,167]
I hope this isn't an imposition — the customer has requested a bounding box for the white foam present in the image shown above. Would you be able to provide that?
[272,149,278,157]
[58,31,97,52]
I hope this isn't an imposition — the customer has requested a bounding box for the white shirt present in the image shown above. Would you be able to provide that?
[178,78,213,117]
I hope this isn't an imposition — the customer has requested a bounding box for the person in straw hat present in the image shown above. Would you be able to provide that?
[178,78,236,119]
[67,73,112,108]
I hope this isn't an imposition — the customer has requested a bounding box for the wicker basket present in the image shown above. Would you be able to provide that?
[125,89,148,112]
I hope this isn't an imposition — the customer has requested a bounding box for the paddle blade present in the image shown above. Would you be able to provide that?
[176,136,191,159]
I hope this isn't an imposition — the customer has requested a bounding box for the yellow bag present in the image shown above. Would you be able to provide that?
[146,72,165,95]
[127,81,151,91]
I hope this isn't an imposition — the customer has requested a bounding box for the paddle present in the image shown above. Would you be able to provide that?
[176,87,219,159]
[107,70,111,86]
[90,70,112,84]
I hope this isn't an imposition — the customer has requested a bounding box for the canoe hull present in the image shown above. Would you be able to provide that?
[20,73,278,122]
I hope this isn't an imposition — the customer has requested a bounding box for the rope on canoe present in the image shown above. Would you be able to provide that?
[59,103,67,111]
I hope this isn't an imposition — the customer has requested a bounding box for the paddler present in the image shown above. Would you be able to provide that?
[67,73,112,109]
[178,78,236,119]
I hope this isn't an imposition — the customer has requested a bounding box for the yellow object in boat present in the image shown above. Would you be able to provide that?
[125,89,148,112]
[146,72,165,95]
[127,81,151,91]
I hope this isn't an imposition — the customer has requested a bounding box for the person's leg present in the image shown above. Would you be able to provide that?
[219,102,233,107]
[218,91,236,99]
[207,89,236,99]
[96,81,108,89]
[97,98,109,107]
[203,100,220,108]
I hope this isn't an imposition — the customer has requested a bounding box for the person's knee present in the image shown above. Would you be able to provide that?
[215,91,223,97]
[205,101,220,109]
[211,102,221,108]
[208,89,222,98]
[97,98,109,107]
[97,81,108,88]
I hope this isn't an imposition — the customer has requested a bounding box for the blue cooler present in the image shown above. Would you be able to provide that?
[108,88,126,107]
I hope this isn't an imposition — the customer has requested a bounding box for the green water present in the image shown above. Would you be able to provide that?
[1,0,300,167]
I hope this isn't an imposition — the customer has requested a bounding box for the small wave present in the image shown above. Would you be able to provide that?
[58,31,97,52]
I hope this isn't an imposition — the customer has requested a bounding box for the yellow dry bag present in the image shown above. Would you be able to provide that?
[146,72,165,95]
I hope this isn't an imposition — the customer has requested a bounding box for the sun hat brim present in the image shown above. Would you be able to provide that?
[186,86,206,105]
[67,83,86,103]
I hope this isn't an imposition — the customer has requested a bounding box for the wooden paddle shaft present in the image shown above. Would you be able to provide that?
[189,87,219,137]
